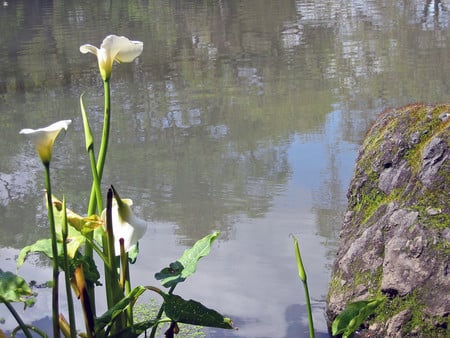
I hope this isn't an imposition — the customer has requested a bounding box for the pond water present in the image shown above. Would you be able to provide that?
[0,1,449,337]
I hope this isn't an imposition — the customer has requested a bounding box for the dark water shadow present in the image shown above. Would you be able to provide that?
[284,303,331,338]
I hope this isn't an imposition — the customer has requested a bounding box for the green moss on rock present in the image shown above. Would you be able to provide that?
[327,103,450,337]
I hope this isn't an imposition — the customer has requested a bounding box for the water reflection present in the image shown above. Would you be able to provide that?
[1,0,449,336]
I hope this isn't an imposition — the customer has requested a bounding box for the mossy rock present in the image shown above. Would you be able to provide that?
[327,103,450,337]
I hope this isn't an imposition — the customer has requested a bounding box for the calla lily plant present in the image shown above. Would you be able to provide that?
[80,35,143,81]
[10,34,234,338]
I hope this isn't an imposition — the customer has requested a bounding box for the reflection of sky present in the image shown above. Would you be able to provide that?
[1,108,360,337]
[126,108,360,338]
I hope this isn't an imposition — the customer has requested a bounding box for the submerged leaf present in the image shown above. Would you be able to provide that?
[155,232,219,288]
[0,270,33,304]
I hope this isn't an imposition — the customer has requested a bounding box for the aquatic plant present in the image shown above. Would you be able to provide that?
[2,35,234,338]
[292,235,315,338]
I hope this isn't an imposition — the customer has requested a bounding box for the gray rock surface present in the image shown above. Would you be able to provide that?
[327,104,450,337]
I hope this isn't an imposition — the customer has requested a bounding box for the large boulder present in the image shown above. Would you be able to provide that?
[327,104,450,337]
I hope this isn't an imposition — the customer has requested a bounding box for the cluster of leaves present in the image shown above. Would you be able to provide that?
[1,231,233,337]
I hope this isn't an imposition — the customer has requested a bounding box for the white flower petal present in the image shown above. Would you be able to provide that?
[81,35,143,80]
[102,195,148,256]
[101,35,143,63]
[20,120,72,164]
[79,44,99,56]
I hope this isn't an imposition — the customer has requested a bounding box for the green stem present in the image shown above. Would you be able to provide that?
[10,324,48,338]
[4,301,34,338]
[105,188,124,334]
[44,162,60,338]
[82,80,110,316]
[87,78,111,217]
[61,197,76,338]
[303,280,314,338]
[149,285,176,338]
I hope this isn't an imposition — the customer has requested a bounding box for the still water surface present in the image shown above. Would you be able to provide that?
[1,1,449,337]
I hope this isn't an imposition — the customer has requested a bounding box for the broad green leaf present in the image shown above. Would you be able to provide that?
[95,285,148,333]
[17,239,60,268]
[0,270,33,304]
[17,239,100,287]
[332,298,384,337]
[161,292,233,329]
[155,231,219,288]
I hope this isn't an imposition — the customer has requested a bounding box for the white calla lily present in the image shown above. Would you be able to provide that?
[80,35,143,81]
[19,120,72,165]
[102,187,148,256]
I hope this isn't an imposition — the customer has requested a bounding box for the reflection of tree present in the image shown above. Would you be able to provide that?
[422,0,448,27]
[1,0,450,249]
[108,125,292,244]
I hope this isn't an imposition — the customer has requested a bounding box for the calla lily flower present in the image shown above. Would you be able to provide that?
[80,35,143,81]
[102,187,148,256]
[19,120,72,165]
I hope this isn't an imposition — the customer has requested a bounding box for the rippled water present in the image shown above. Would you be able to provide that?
[0,1,449,337]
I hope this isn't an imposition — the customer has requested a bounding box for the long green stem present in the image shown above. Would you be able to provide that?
[303,280,314,338]
[105,188,124,334]
[104,188,117,308]
[119,240,132,327]
[80,93,103,216]
[149,285,176,338]
[87,78,111,217]
[4,301,34,338]
[81,81,110,316]
[61,197,76,337]
[44,162,60,338]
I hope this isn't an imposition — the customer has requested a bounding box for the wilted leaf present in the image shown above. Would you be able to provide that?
[52,197,103,256]
[155,232,219,288]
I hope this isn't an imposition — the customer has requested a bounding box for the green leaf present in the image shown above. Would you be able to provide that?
[94,286,148,333]
[17,238,100,287]
[332,298,384,337]
[155,231,219,288]
[17,238,59,268]
[161,292,233,329]
[0,270,33,304]
[80,93,94,151]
